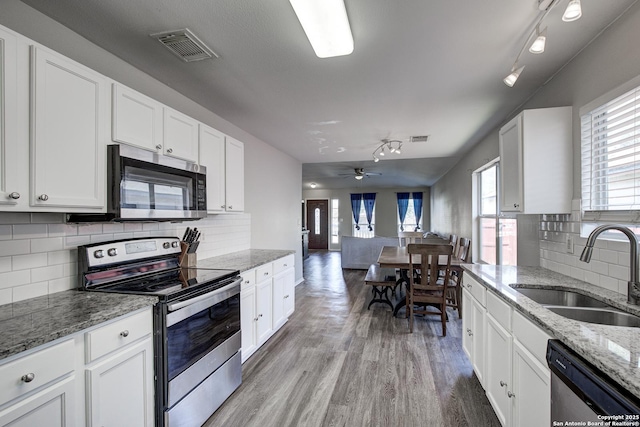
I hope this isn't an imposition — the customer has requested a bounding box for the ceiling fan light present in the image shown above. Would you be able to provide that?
[354,175,363,180]
[310,182,317,188]
[503,65,525,87]
[562,0,582,22]
[289,0,354,58]
[529,27,547,54]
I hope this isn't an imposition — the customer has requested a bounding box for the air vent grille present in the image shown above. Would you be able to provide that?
[410,135,430,143]
[150,29,218,62]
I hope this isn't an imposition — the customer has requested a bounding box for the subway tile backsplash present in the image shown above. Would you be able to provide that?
[539,199,630,295]
[0,212,251,305]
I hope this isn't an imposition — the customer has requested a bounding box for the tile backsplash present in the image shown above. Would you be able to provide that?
[540,200,630,295]
[0,212,251,305]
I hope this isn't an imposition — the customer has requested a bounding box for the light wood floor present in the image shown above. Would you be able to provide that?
[205,250,500,427]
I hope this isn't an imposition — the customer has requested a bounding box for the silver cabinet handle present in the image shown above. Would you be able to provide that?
[467,284,472,289]
[258,313,263,318]
[284,294,289,299]
[507,391,515,398]
[254,317,259,322]
[228,205,233,209]
[8,192,20,200]
[466,328,472,336]
[38,194,49,201]
[283,264,288,267]
[21,373,35,383]
[156,144,162,150]
[245,280,250,284]
[120,330,130,337]
[500,380,507,388]
[264,272,269,276]
[166,148,173,154]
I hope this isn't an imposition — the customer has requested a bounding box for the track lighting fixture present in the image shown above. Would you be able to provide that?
[562,0,582,22]
[372,139,403,161]
[503,0,584,87]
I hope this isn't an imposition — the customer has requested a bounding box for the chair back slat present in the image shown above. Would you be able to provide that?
[398,231,424,247]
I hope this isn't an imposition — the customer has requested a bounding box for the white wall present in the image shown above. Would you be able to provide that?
[431,2,640,294]
[0,1,304,293]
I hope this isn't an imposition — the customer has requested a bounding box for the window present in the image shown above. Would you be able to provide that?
[351,193,376,238]
[353,203,375,238]
[331,199,339,244]
[476,162,517,265]
[582,83,640,222]
[397,193,423,232]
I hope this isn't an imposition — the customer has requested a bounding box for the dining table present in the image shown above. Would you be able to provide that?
[376,245,465,317]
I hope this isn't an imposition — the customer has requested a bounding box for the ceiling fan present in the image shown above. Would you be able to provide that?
[339,168,382,180]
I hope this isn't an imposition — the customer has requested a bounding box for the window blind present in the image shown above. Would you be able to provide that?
[582,84,640,222]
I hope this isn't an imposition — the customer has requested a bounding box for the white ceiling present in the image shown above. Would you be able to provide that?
[20,0,638,188]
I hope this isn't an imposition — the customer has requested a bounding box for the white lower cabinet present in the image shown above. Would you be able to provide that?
[463,277,551,427]
[240,256,296,363]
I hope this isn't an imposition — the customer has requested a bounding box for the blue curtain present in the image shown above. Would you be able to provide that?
[350,194,362,230]
[412,192,423,231]
[397,192,410,231]
[363,193,376,231]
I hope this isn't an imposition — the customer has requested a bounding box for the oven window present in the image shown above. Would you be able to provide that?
[166,294,240,380]
[122,166,193,210]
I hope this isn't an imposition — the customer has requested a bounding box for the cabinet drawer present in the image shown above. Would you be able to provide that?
[486,291,511,331]
[86,309,152,363]
[256,263,273,282]
[464,275,486,307]
[513,311,552,365]
[0,338,75,406]
[272,255,294,274]
[241,269,256,290]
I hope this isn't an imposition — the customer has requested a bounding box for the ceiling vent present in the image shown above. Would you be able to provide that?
[150,28,219,62]
[410,135,430,143]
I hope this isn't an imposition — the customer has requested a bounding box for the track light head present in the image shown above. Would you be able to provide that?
[504,65,525,87]
[529,26,547,54]
[563,0,582,22]
[373,155,380,162]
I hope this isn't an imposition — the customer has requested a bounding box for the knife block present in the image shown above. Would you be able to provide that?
[178,242,197,268]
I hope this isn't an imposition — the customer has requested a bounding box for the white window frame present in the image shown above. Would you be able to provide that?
[396,193,423,233]
[352,200,375,238]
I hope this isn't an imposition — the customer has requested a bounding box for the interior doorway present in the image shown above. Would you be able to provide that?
[306,199,329,250]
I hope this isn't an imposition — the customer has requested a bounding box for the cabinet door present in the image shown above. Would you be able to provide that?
[0,27,28,209]
[224,136,244,212]
[512,340,550,427]
[112,84,162,152]
[485,314,512,426]
[85,338,154,427]
[0,376,75,427]
[499,114,523,212]
[163,107,199,162]
[461,289,473,361]
[471,297,486,386]
[256,279,273,344]
[30,46,107,209]
[272,271,286,330]
[283,268,295,317]
[199,124,226,213]
[240,287,258,363]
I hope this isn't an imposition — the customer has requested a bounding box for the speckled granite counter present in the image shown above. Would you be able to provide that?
[0,290,157,361]
[197,249,295,272]
[462,264,640,399]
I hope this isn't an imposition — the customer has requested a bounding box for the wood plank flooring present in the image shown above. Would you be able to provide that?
[205,250,500,427]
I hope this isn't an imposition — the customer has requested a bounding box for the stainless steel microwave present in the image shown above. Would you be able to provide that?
[68,144,207,222]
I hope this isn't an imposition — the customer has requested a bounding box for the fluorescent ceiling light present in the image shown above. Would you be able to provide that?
[503,65,525,87]
[529,26,547,54]
[289,0,354,58]
[563,0,582,22]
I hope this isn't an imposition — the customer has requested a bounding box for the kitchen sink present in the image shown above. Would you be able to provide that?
[545,306,640,328]
[512,286,640,327]
[513,287,609,308]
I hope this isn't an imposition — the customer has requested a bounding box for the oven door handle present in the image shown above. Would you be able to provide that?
[167,279,242,312]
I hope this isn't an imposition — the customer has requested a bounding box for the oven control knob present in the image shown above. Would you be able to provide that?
[107,248,118,257]
[163,242,171,249]
[94,250,104,259]
[171,241,179,248]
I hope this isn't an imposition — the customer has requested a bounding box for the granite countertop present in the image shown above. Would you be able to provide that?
[462,264,640,399]
[197,249,295,272]
[0,290,157,361]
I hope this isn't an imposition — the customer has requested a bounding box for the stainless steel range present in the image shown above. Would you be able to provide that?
[78,237,242,427]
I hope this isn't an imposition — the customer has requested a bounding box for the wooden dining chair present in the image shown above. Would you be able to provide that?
[448,238,471,318]
[449,234,458,252]
[407,243,454,336]
[398,231,424,247]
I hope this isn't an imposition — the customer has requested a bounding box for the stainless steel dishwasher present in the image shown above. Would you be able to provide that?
[547,340,640,423]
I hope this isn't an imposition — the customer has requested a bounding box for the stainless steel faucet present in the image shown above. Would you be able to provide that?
[580,224,640,304]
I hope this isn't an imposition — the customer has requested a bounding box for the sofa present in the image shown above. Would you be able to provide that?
[340,236,398,269]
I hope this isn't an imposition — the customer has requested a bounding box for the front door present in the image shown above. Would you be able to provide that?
[307,199,328,250]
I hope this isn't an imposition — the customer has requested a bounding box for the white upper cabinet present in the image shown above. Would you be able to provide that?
[199,124,226,213]
[499,106,572,214]
[112,84,163,152]
[30,46,107,210]
[163,107,199,163]
[199,126,245,213]
[225,136,245,212]
[0,27,28,210]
